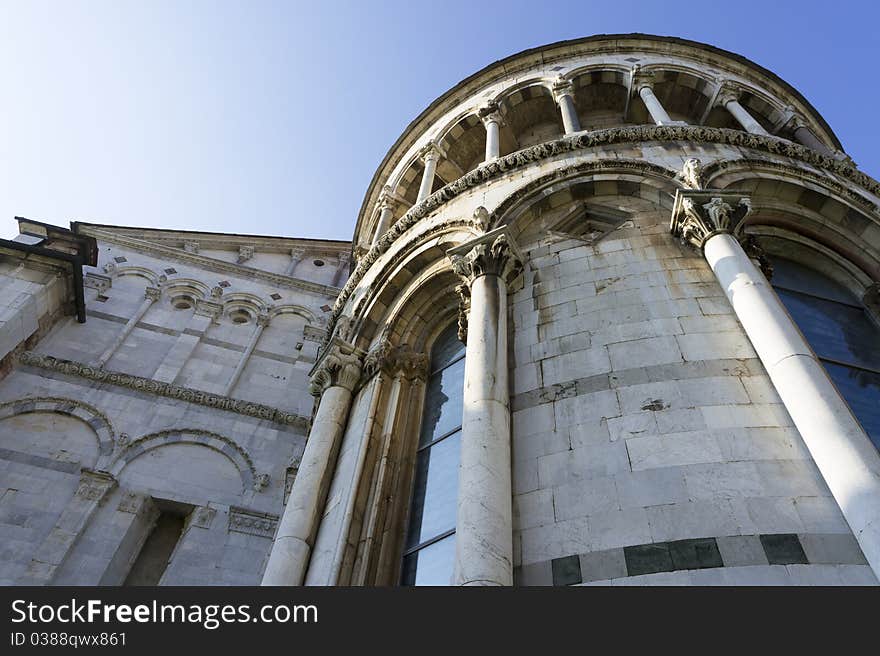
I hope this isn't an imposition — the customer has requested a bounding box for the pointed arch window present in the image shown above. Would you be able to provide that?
[770,257,880,449]
[401,322,465,585]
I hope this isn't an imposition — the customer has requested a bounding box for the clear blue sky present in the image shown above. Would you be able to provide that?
[1,0,877,241]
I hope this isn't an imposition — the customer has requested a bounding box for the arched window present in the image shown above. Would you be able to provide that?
[400,322,465,585]
[771,257,880,449]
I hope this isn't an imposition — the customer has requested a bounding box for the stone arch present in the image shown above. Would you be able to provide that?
[110,429,257,491]
[270,304,317,324]
[493,80,563,151]
[114,266,160,285]
[704,160,880,281]
[161,278,209,311]
[0,396,115,459]
[638,64,718,125]
[435,111,485,178]
[565,65,631,130]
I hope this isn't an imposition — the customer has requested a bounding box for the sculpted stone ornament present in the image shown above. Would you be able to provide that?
[671,189,753,250]
[478,101,504,127]
[455,283,471,342]
[144,286,162,302]
[237,245,255,263]
[308,337,363,396]
[362,337,429,381]
[449,233,524,287]
[742,235,774,280]
[75,470,117,502]
[677,158,705,190]
[470,206,492,233]
[551,77,575,102]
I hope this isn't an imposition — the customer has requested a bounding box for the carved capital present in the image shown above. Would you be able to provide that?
[144,286,162,302]
[256,311,271,328]
[478,101,504,127]
[210,285,224,298]
[194,298,223,322]
[237,245,255,263]
[183,240,200,254]
[419,141,443,164]
[362,338,429,381]
[448,232,524,288]
[75,469,117,502]
[670,190,753,250]
[631,65,656,94]
[715,84,741,107]
[309,339,363,395]
[551,77,575,102]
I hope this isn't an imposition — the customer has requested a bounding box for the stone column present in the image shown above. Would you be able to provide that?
[551,78,581,134]
[786,114,834,156]
[447,229,523,586]
[371,186,398,246]
[332,252,351,288]
[95,285,161,369]
[283,247,307,277]
[671,186,880,578]
[18,469,117,585]
[223,310,270,397]
[479,103,503,161]
[153,296,222,384]
[717,87,770,136]
[262,337,363,586]
[416,143,441,203]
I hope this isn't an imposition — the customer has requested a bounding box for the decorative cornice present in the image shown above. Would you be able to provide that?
[77,226,343,299]
[17,351,309,430]
[670,189,753,250]
[332,125,880,352]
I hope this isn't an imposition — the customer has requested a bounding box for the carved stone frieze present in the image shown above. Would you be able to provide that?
[16,351,309,429]
[670,189,753,250]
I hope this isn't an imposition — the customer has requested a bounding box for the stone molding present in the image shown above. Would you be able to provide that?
[329,125,880,352]
[229,506,279,539]
[75,469,117,501]
[77,226,344,298]
[308,337,364,396]
[670,189,753,250]
[194,298,223,322]
[16,351,309,430]
[0,396,116,456]
[190,506,217,529]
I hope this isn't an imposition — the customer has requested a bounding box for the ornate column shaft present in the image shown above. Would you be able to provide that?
[671,184,880,579]
[262,336,363,586]
[717,87,769,136]
[551,78,581,134]
[223,310,270,397]
[447,229,523,586]
[283,247,307,277]
[416,143,441,203]
[479,103,503,161]
[96,286,161,369]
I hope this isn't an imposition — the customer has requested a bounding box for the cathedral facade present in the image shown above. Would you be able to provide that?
[2,34,879,586]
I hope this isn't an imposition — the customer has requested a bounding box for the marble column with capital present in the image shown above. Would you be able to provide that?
[479,103,503,161]
[416,143,441,203]
[262,336,363,586]
[785,113,834,156]
[371,185,398,246]
[447,229,523,586]
[670,176,880,579]
[95,285,162,369]
[284,247,307,277]
[716,87,769,136]
[551,78,581,134]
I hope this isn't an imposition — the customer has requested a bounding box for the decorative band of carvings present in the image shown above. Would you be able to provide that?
[329,125,880,351]
[228,506,279,538]
[17,351,309,430]
[77,226,343,299]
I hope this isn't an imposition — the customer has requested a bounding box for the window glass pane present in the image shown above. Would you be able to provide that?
[775,289,880,371]
[430,322,465,373]
[418,357,465,446]
[824,362,880,449]
[401,534,456,586]
[772,258,857,305]
[405,430,461,549]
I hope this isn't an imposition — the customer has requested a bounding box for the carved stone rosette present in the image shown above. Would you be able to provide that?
[670,189,753,250]
[308,339,363,396]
